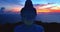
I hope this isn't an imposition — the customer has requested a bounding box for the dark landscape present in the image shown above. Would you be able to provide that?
[0,21,60,32]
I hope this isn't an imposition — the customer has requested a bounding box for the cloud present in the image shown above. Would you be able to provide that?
[0,0,22,5]
[34,3,59,9]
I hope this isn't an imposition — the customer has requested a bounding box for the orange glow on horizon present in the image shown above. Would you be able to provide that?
[36,9,51,12]
[11,6,60,13]
[12,8,60,13]
[11,7,22,12]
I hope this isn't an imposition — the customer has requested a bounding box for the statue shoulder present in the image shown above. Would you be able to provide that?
[34,24,44,32]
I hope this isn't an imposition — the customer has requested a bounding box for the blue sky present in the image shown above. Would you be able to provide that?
[21,0,60,4]
[0,0,60,8]
[0,0,60,5]
[21,0,48,4]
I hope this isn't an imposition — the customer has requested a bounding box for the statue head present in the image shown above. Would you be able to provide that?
[21,12,37,25]
[24,0,33,8]
[21,0,37,25]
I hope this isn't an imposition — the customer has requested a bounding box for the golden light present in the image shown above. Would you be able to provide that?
[50,6,60,10]
[10,5,60,13]
[11,7,22,12]
[36,9,51,13]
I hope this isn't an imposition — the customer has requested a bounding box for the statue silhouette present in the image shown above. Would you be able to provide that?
[0,7,5,13]
[14,0,44,32]
[21,0,37,20]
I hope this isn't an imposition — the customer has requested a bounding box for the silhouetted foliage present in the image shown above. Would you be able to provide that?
[0,7,5,13]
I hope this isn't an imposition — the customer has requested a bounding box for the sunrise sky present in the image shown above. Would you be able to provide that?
[0,0,60,23]
[0,0,60,13]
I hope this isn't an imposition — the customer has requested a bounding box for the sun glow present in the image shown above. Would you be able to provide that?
[37,9,51,12]
[50,6,60,10]
[11,4,60,13]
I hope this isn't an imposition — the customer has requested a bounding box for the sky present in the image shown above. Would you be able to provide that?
[0,0,60,13]
[0,0,60,23]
